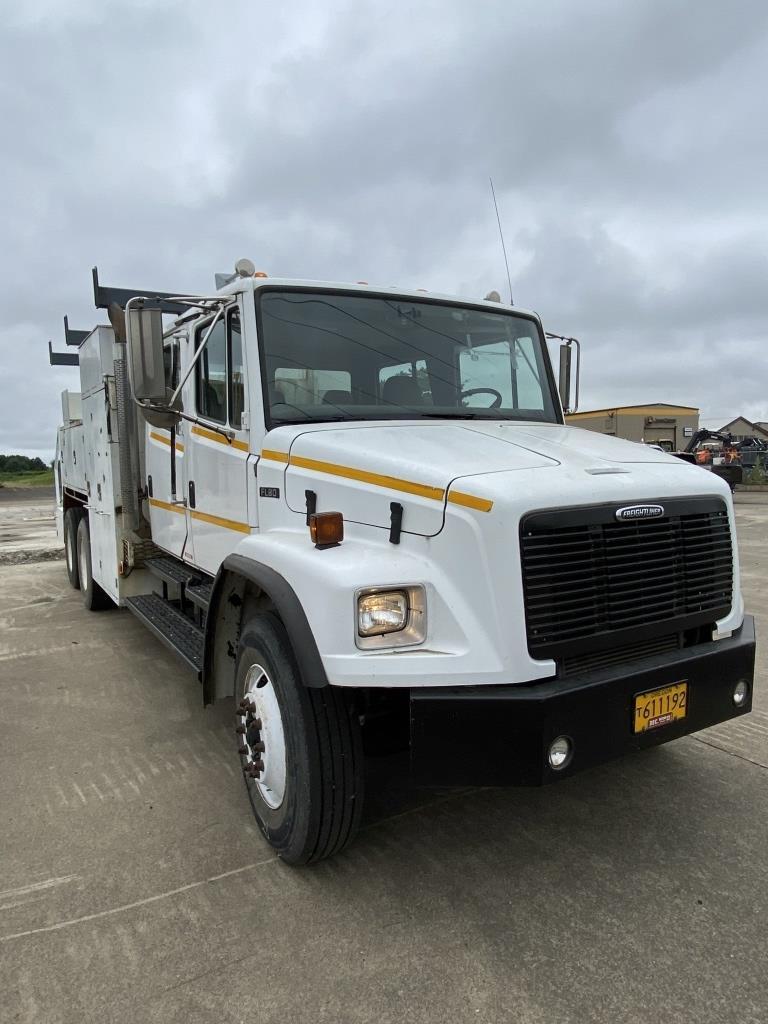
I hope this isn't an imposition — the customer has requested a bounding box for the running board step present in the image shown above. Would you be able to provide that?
[186,580,213,613]
[144,555,214,596]
[144,555,195,587]
[125,594,204,672]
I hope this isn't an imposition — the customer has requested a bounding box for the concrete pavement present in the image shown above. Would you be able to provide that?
[0,486,59,565]
[0,495,766,1024]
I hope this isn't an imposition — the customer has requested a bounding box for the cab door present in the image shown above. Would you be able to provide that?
[146,332,187,558]
[185,305,251,575]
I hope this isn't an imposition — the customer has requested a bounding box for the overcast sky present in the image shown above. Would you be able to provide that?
[1,0,767,456]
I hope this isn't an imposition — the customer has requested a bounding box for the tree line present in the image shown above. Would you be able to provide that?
[0,454,50,473]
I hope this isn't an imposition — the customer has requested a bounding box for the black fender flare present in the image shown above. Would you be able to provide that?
[202,553,329,704]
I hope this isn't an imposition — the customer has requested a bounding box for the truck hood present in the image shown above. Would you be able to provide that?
[456,421,683,465]
[271,420,692,538]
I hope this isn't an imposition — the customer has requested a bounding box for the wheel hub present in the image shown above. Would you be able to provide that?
[237,663,286,809]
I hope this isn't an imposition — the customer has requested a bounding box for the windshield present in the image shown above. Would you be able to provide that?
[258,290,560,426]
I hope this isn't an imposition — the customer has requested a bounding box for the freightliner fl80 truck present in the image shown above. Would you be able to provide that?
[51,262,756,864]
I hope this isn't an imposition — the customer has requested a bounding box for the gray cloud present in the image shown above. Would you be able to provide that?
[1,0,767,455]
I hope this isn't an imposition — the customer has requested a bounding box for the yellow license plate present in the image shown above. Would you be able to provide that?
[634,682,688,734]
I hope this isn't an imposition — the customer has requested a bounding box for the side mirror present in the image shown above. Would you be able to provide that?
[558,344,572,412]
[558,338,580,413]
[126,307,166,402]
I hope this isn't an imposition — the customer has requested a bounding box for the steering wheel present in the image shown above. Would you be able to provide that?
[460,387,503,409]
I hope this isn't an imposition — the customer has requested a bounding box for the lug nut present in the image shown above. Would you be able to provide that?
[237,745,249,756]
[251,759,265,772]
[235,725,246,735]
[249,767,261,779]
[250,740,265,753]
[250,717,262,730]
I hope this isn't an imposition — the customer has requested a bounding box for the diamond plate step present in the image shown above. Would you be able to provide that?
[125,594,203,672]
[144,555,195,587]
[186,580,213,613]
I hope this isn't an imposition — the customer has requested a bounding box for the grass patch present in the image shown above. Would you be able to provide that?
[0,469,55,488]
[744,465,768,486]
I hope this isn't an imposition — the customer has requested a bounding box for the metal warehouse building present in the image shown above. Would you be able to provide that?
[565,404,700,451]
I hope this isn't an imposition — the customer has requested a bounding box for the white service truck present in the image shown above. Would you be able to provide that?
[52,263,756,864]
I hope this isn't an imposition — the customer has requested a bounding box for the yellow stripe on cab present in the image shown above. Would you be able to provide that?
[448,491,494,513]
[149,497,186,516]
[150,431,184,452]
[190,509,251,533]
[260,450,492,512]
[191,425,249,452]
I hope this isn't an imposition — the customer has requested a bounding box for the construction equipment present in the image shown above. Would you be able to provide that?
[51,263,756,863]
[672,429,768,489]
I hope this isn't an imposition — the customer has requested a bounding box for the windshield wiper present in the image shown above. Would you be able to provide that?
[273,415,352,426]
[415,411,518,420]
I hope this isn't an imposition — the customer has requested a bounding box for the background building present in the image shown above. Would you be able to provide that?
[565,403,699,451]
[718,417,768,442]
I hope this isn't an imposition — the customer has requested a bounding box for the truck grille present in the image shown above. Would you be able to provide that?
[520,497,733,661]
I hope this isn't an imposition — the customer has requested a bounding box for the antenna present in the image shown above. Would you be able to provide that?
[489,177,513,305]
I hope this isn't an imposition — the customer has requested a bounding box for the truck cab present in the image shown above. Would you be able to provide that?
[53,266,756,864]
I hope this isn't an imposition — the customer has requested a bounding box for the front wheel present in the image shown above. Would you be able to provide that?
[235,614,364,865]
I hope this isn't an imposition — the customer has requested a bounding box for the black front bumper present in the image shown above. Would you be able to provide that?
[410,616,756,786]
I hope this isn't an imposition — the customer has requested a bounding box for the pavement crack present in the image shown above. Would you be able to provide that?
[0,875,79,901]
[0,857,277,944]
[149,949,259,1002]
[691,734,768,771]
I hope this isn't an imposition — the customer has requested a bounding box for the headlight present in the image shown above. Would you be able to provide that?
[356,586,426,649]
[358,591,408,636]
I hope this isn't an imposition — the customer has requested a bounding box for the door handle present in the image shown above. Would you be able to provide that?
[188,480,196,508]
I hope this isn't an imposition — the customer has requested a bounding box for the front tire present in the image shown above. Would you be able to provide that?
[76,516,113,611]
[63,508,83,589]
[235,614,364,865]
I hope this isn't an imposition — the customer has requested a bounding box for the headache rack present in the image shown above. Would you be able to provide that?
[48,267,192,366]
[520,496,733,666]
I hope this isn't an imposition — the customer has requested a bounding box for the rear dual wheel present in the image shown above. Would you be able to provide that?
[63,508,83,589]
[76,516,113,611]
[235,614,364,865]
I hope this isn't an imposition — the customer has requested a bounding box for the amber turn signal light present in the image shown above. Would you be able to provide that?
[309,512,344,548]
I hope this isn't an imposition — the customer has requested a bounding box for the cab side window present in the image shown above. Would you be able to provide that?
[228,310,244,429]
[163,336,180,391]
[195,319,227,424]
[512,336,546,412]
